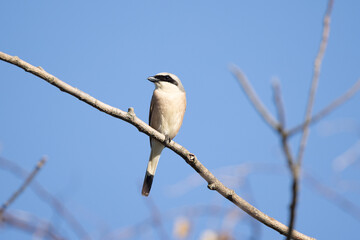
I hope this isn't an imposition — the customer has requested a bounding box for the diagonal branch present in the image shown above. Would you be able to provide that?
[0,157,47,219]
[272,79,286,129]
[0,157,90,240]
[296,0,334,166]
[2,212,66,240]
[303,171,360,222]
[288,77,360,136]
[0,51,314,240]
[231,66,280,131]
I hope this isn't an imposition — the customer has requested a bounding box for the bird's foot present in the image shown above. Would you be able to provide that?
[164,135,171,145]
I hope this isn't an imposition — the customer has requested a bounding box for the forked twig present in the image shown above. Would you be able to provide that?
[272,79,286,129]
[0,157,47,218]
[231,66,280,131]
[287,1,334,239]
[2,211,65,240]
[296,0,334,166]
[288,78,360,136]
[0,157,90,240]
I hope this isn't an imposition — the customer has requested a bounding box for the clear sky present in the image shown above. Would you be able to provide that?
[1,1,360,239]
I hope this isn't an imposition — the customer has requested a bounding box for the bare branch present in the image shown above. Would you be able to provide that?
[0,157,90,240]
[271,82,300,240]
[271,78,296,174]
[296,0,334,166]
[0,157,47,218]
[0,52,314,240]
[2,212,66,240]
[288,78,360,136]
[230,65,280,131]
[287,1,334,239]
[286,168,300,240]
[332,140,360,173]
[272,79,286,129]
[279,127,299,240]
[303,171,360,222]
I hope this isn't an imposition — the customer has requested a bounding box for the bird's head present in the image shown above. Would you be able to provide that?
[148,72,185,92]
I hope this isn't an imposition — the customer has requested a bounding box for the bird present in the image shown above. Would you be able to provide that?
[142,72,187,196]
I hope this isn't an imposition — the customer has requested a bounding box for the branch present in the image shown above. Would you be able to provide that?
[272,79,286,129]
[296,0,334,166]
[271,80,295,171]
[0,51,314,240]
[230,66,280,131]
[0,157,47,218]
[303,171,360,222]
[288,77,360,136]
[271,79,300,240]
[0,157,90,240]
[287,1,334,239]
[2,212,66,240]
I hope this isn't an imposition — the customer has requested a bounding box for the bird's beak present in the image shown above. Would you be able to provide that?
[148,76,158,82]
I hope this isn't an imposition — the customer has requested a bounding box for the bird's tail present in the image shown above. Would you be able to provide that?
[142,143,163,196]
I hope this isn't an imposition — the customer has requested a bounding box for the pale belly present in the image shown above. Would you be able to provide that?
[150,89,186,139]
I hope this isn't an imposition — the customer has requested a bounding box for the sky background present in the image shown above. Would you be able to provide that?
[1,1,360,239]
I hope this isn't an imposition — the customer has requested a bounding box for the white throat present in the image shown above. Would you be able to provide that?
[155,81,181,93]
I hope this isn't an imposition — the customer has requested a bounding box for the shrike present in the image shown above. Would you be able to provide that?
[142,72,187,196]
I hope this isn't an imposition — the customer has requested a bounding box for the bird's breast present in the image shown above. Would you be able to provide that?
[150,89,186,139]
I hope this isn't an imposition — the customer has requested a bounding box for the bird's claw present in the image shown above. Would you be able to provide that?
[164,135,171,144]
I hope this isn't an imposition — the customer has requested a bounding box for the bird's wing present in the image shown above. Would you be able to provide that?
[149,94,155,147]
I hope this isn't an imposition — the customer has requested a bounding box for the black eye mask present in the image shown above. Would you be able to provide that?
[154,75,178,86]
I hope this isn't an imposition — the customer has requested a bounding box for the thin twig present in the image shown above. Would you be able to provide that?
[2,212,66,240]
[271,79,299,240]
[271,79,296,172]
[271,78,296,192]
[287,1,334,239]
[230,65,280,131]
[0,157,47,218]
[332,140,360,173]
[288,78,360,136]
[0,52,314,240]
[296,0,334,166]
[281,134,296,174]
[303,171,360,221]
[0,157,91,240]
[272,79,286,129]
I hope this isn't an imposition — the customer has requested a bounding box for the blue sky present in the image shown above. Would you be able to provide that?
[1,1,360,239]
